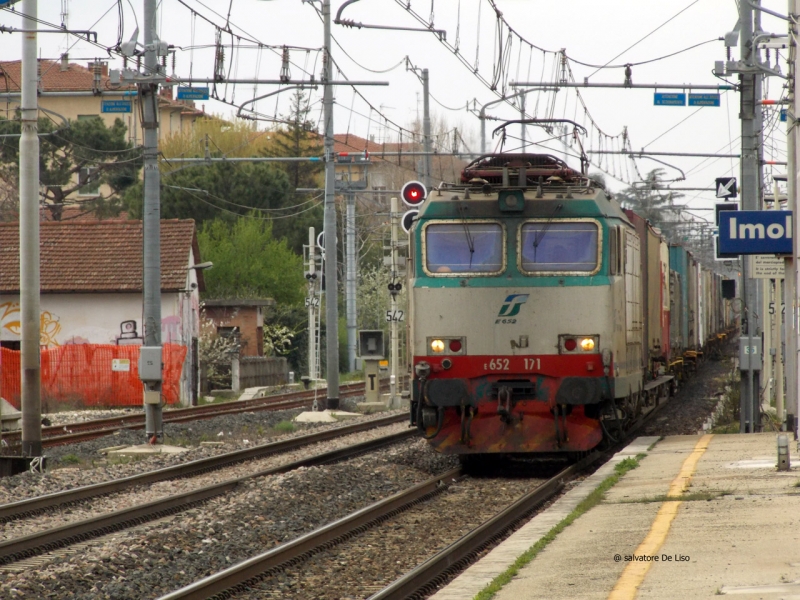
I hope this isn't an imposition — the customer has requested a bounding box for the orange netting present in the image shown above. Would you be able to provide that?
[0,344,187,408]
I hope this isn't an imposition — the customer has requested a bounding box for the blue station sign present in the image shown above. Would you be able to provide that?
[177,87,210,100]
[101,100,132,113]
[654,93,686,106]
[688,93,720,107]
[718,210,792,255]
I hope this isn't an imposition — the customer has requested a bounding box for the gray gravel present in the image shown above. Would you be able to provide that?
[0,439,458,600]
[0,406,403,505]
[245,476,538,599]
[0,422,410,543]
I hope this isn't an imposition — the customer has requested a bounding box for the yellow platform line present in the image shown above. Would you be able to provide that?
[607,434,714,600]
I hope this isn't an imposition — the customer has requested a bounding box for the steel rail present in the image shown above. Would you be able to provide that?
[1,380,386,448]
[0,427,414,565]
[156,467,464,600]
[0,414,407,523]
[155,375,678,599]
[369,380,676,598]
[367,459,593,599]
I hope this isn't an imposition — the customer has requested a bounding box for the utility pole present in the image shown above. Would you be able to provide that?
[422,68,432,189]
[520,92,526,152]
[322,0,340,409]
[389,197,400,407]
[790,0,800,440]
[345,191,357,372]
[305,227,318,381]
[141,0,163,440]
[20,0,41,458]
[738,0,760,432]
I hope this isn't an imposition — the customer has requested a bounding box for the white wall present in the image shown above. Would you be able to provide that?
[0,290,201,404]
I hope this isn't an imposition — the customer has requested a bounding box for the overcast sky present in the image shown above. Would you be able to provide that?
[0,0,792,218]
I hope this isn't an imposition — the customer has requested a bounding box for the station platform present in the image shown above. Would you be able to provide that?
[431,433,800,600]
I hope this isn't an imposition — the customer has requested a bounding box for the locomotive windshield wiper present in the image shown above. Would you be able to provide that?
[457,200,476,268]
[532,203,563,263]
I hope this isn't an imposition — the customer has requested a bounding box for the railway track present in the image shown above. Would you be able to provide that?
[154,384,671,599]
[155,465,570,600]
[0,380,384,449]
[0,414,411,566]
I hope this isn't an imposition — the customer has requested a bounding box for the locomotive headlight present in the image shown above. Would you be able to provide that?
[559,335,599,354]
[430,339,445,353]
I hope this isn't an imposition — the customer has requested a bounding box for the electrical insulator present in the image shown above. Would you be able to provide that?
[280,46,291,83]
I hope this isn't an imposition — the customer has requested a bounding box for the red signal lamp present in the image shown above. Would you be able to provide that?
[401,180,427,207]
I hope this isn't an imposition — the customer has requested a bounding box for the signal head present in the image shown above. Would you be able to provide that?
[401,209,419,234]
[401,180,427,207]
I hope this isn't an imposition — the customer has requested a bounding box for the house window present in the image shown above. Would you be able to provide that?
[78,166,100,196]
[217,326,239,338]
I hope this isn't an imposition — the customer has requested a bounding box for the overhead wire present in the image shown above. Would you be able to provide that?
[584,0,703,80]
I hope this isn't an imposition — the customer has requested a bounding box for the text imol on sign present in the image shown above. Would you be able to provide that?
[718,210,792,255]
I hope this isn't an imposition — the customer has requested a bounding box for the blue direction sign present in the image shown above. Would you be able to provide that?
[781,108,788,122]
[177,87,210,100]
[718,210,792,255]
[688,93,720,107]
[654,93,686,106]
[101,100,132,113]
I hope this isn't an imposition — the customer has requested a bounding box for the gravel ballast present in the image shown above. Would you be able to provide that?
[0,439,458,600]
[0,406,403,505]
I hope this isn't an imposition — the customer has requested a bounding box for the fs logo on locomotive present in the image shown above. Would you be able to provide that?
[497,294,529,324]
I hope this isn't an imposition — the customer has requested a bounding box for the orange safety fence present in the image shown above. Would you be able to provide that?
[0,344,187,408]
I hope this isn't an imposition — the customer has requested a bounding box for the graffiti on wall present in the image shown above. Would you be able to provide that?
[0,302,62,346]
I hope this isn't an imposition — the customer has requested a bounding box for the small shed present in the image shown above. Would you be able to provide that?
[200,299,275,358]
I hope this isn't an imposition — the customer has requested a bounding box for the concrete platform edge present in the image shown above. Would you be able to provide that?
[429,436,662,600]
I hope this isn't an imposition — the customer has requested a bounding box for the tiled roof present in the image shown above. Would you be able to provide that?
[0,60,127,93]
[0,60,202,114]
[0,219,199,293]
[40,207,129,222]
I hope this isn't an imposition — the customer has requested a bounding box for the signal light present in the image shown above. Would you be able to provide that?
[449,339,462,353]
[401,180,427,207]
[430,339,445,353]
[564,338,577,351]
[401,209,419,234]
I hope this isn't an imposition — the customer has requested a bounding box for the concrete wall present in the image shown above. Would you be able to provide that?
[0,290,201,404]
[233,356,289,391]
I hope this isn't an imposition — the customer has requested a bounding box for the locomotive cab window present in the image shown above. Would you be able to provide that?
[519,219,601,275]
[423,221,505,275]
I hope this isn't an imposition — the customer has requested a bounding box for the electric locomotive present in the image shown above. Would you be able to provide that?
[407,153,678,456]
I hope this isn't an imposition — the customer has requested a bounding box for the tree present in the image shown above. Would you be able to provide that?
[266,91,324,190]
[124,161,292,231]
[0,115,140,220]
[263,90,324,253]
[160,117,273,159]
[616,168,684,239]
[197,215,305,305]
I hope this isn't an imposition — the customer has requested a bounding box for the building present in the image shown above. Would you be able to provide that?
[200,299,275,358]
[0,59,206,143]
[0,219,204,404]
[0,60,209,211]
